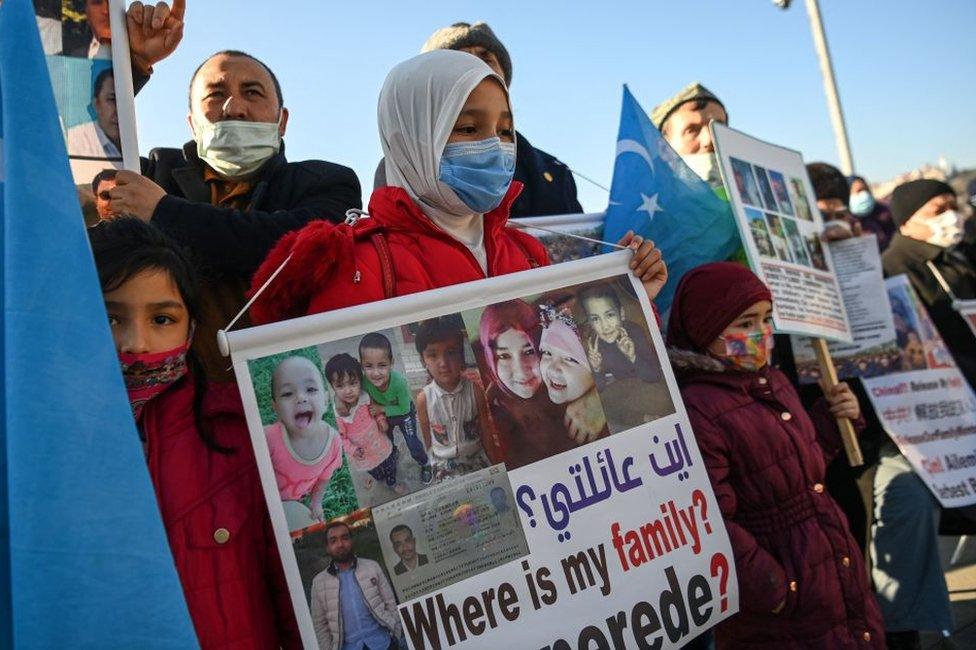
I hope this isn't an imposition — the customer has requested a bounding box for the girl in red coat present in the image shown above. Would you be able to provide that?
[90,218,300,649]
[666,262,884,649]
[249,49,666,325]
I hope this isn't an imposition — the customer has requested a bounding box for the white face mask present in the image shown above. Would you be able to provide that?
[192,115,282,180]
[682,151,723,188]
[823,218,852,234]
[912,209,965,248]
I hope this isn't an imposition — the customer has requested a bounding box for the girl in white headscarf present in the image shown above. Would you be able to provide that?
[250,50,666,325]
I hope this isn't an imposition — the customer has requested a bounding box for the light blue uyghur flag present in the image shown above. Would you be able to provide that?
[0,0,195,646]
[603,85,740,313]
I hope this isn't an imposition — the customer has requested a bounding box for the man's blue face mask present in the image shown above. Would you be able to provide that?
[438,137,517,213]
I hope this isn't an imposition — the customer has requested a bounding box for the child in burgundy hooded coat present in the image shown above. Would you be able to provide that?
[666,262,883,649]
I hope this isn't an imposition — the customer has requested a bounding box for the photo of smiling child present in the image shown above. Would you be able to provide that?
[265,355,343,531]
[578,281,674,433]
[579,283,661,388]
[359,333,433,485]
[538,299,610,442]
[326,353,405,496]
[413,315,496,483]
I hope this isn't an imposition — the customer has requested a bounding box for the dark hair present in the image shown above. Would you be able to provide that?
[389,524,413,541]
[578,284,622,313]
[324,520,351,542]
[88,218,231,453]
[415,314,466,355]
[806,162,849,206]
[189,49,283,109]
[324,353,362,387]
[91,168,117,194]
[359,332,393,360]
[93,66,114,99]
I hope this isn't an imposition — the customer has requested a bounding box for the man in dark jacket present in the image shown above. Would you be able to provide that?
[410,21,583,217]
[882,179,976,388]
[872,178,969,649]
[108,50,361,379]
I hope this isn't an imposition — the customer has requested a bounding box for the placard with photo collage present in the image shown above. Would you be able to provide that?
[228,252,736,649]
[712,122,853,342]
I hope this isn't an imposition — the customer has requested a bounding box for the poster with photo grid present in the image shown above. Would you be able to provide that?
[711,122,853,343]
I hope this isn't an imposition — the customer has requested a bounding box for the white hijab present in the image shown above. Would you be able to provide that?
[378,50,511,272]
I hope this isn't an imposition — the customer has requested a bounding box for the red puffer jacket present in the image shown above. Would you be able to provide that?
[142,376,301,649]
[249,182,549,324]
[670,351,884,649]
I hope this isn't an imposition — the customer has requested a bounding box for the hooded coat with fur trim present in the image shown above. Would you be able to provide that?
[249,183,549,324]
[669,350,883,649]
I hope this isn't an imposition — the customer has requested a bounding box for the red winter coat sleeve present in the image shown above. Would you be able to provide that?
[248,220,354,325]
[687,404,789,615]
[807,396,866,465]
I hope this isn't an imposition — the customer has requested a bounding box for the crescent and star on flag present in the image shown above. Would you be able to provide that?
[609,138,664,223]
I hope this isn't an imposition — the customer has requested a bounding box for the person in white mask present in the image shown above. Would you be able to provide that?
[883,179,976,387]
[872,179,973,650]
[107,49,361,380]
[248,49,667,332]
[651,82,728,192]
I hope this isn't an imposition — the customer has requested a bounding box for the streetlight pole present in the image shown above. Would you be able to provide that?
[776,0,856,175]
[805,0,855,175]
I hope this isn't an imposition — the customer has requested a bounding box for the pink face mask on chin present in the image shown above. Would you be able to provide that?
[119,343,190,419]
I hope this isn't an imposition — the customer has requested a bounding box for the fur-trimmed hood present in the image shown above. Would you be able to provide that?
[247,182,547,326]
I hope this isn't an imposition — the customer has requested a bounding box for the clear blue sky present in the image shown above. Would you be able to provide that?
[134,0,976,213]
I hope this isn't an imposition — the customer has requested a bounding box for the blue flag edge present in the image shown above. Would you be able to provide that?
[1,1,196,646]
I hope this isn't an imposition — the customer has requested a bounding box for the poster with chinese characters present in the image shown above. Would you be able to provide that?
[861,275,976,507]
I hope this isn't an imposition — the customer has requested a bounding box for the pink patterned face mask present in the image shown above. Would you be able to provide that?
[119,343,189,419]
[717,324,774,372]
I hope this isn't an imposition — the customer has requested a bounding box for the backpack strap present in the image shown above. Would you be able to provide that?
[369,231,397,299]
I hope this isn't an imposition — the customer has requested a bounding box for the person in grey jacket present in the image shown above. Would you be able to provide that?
[310,522,402,650]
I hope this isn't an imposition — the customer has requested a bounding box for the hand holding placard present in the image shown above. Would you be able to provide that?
[812,338,863,466]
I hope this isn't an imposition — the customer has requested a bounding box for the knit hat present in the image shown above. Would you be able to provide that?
[806,162,849,205]
[651,82,725,130]
[666,262,772,352]
[890,179,956,226]
[421,22,513,86]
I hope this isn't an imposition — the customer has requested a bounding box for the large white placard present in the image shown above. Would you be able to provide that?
[711,122,852,343]
[859,275,976,507]
[226,252,737,649]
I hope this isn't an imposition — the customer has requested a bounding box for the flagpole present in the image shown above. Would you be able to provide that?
[803,0,855,175]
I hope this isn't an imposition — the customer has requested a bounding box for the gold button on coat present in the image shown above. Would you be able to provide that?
[543,171,554,182]
[842,556,851,567]
[758,377,768,385]
[213,527,231,544]
[780,412,792,421]
[862,632,871,642]
[813,483,824,494]
[789,580,798,592]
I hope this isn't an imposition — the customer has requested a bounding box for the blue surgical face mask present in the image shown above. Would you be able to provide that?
[438,137,517,213]
[850,190,876,217]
